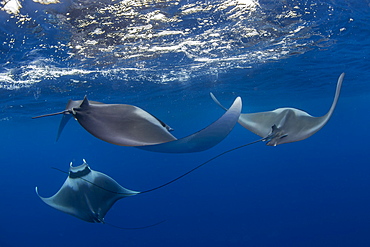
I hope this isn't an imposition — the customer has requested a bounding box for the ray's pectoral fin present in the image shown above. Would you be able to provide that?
[137,96,242,153]
[33,109,73,142]
[210,92,228,111]
[56,114,73,141]
[311,72,345,131]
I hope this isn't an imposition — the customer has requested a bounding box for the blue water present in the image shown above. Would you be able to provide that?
[1,0,370,246]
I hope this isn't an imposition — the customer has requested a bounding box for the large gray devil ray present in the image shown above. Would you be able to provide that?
[210,73,344,146]
[33,97,242,153]
[36,159,139,224]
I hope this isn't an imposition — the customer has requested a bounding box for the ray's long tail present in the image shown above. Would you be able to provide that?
[140,138,264,194]
[32,110,68,119]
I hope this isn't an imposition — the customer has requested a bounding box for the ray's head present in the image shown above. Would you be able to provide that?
[68,159,91,178]
[264,125,288,146]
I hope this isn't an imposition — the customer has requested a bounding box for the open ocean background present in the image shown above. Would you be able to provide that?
[1,0,370,246]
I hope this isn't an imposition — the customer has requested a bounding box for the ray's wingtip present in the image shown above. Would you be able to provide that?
[35,186,40,196]
[35,186,47,200]
[337,72,345,87]
[233,96,242,107]
[209,92,217,102]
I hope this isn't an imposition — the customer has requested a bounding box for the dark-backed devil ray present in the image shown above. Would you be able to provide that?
[36,159,164,230]
[32,96,242,153]
[210,73,345,146]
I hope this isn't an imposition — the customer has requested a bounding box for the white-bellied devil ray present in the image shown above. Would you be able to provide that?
[210,73,345,146]
[33,96,242,153]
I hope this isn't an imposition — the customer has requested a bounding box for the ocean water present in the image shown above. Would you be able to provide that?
[1,0,370,246]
